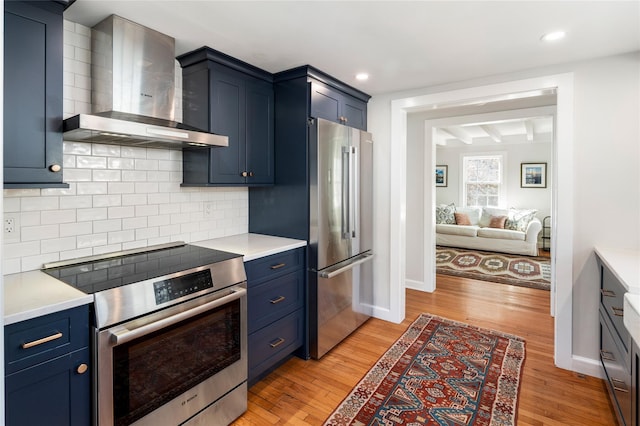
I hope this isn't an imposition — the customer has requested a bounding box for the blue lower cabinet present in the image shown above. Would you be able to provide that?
[4,305,91,426]
[5,348,91,426]
[246,247,306,385]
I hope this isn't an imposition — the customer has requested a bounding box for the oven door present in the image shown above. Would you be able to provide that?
[96,284,247,426]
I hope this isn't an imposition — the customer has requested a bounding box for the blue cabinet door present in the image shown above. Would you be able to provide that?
[3,1,66,188]
[245,78,274,184]
[5,347,91,426]
[209,64,246,184]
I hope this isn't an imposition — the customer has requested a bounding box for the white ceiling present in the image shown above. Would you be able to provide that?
[64,1,640,96]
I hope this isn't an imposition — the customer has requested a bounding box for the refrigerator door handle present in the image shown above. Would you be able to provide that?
[350,146,358,239]
[342,146,351,239]
[317,252,374,279]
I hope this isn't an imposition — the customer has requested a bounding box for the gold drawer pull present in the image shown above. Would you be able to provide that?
[22,332,63,349]
[76,363,88,375]
[600,289,616,297]
[270,296,286,304]
[600,350,616,361]
[270,263,286,270]
[611,306,624,317]
[269,337,285,348]
[612,378,629,393]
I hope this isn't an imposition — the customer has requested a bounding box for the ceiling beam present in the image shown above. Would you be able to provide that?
[479,124,502,143]
[439,127,472,144]
[524,119,534,141]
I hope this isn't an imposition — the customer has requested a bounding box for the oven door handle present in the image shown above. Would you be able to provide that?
[109,287,247,346]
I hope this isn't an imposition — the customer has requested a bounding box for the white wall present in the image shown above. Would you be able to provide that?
[2,21,248,275]
[368,51,640,372]
[434,143,552,214]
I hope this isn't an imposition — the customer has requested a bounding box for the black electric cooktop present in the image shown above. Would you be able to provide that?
[42,243,241,294]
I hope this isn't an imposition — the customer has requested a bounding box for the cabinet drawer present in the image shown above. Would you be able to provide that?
[600,312,632,425]
[5,305,89,374]
[248,308,304,380]
[248,270,304,334]
[245,248,304,284]
[601,265,629,352]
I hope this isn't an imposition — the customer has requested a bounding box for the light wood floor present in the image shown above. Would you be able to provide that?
[234,274,616,425]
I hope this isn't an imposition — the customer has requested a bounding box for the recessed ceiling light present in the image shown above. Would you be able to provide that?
[355,73,369,81]
[541,31,566,42]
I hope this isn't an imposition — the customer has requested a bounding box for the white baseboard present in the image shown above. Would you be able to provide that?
[405,279,425,291]
[569,355,604,379]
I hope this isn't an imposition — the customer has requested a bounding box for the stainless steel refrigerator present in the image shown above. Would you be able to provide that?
[309,118,374,359]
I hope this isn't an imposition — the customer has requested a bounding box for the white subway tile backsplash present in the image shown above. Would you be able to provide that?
[135,159,159,171]
[64,142,92,155]
[93,219,121,233]
[41,210,77,225]
[77,208,108,222]
[109,158,135,170]
[2,20,249,273]
[107,182,135,194]
[92,144,122,157]
[21,197,59,212]
[60,221,92,237]
[77,155,107,169]
[65,168,93,182]
[41,237,77,254]
[92,195,122,207]
[122,194,148,206]
[77,182,108,195]
[22,225,59,242]
[77,233,108,248]
[108,230,135,244]
[3,241,40,259]
[93,170,122,182]
[108,206,135,219]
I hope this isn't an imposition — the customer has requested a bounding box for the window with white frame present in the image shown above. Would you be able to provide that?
[462,154,504,207]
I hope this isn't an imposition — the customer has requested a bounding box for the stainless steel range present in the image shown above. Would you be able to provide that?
[43,242,248,426]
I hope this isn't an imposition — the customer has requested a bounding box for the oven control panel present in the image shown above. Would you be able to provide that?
[153,269,214,305]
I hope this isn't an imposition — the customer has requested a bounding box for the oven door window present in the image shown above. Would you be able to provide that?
[112,299,241,426]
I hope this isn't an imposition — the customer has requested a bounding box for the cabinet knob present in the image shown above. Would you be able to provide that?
[76,363,88,374]
[249,171,254,177]
[241,171,248,177]
[49,164,61,172]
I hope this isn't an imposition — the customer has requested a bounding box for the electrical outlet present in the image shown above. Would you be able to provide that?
[3,216,20,242]
[203,203,214,218]
[4,217,15,234]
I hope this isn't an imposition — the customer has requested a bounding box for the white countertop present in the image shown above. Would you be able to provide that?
[598,246,640,346]
[4,270,93,325]
[192,233,306,262]
[595,246,640,293]
[3,233,305,325]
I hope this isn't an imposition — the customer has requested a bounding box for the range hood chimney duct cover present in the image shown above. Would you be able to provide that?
[63,15,227,149]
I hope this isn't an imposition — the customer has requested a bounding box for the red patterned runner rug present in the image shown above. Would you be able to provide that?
[324,314,525,426]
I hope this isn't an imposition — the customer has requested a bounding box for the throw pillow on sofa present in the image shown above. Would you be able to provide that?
[436,203,456,224]
[505,209,538,232]
[455,206,481,225]
[479,207,509,228]
[489,215,508,228]
[454,212,472,225]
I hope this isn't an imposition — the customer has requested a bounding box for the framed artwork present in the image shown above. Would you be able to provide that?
[435,165,448,187]
[521,162,547,188]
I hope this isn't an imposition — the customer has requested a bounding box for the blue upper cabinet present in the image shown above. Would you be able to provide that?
[3,0,68,188]
[310,80,368,130]
[178,47,274,186]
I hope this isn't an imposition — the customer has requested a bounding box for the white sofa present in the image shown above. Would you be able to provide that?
[435,206,542,256]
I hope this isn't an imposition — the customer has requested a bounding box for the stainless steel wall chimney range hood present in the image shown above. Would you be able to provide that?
[63,15,228,149]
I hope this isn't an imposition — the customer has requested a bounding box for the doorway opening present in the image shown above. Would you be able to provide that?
[388,74,580,373]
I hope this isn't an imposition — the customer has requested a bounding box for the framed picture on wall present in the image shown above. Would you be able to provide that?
[435,165,448,187]
[521,162,547,188]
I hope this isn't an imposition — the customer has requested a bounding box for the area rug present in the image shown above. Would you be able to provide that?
[324,314,525,426]
[435,246,551,290]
